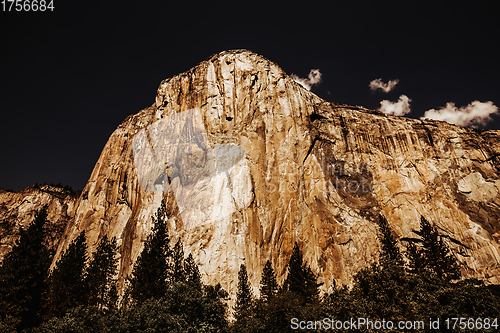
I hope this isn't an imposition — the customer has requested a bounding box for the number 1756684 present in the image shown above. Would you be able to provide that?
[2,0,54,11]
[445,318,498,330]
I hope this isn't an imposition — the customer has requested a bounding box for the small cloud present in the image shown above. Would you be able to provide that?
[379,94,412,116]
[291,69,322,91]
[421,100,498,128]
[369,78,399,93]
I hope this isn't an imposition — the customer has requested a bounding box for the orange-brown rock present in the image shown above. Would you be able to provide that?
[52,50,500,303]
[0,186,78,261]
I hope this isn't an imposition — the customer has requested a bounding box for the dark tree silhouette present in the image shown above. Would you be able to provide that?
[377,214,404,267]
[127,200,171,303]
[44,231,87,319]
[406,240,426,274]
[234,264,253,321]
[184,253,201,290]
[283,242,321,304]
[259,259,278,302]
[0,206,52,330]
[410,216,461,280]
[84,234,119,309]
[171,239,186,283]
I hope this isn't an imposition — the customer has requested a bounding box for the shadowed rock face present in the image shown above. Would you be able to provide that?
[51,50,500,301]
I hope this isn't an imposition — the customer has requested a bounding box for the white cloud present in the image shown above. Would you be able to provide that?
[379,94,412,116]
[369,78,399,93]
[291,69,322,91]
[421,100,498,128]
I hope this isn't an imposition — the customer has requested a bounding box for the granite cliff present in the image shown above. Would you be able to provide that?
[51,50,500,301]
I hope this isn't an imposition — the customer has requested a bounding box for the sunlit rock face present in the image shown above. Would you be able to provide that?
[53,50,500,302]
[0,186,78,261]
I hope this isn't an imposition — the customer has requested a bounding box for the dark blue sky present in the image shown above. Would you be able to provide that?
[1,1,499,192]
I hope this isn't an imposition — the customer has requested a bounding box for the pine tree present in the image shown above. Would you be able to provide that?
[252,259,282,333]
[259,259,278,302]
[107,283,119,310]
[172,239,186,283]
[410,216,460,280]
[84,234,119,309]
[0,206,52,329]
[184,253,201,290]
[128,200,170,303]
[406,240,426,274]
[283,242,321,303]
[377,214,404,267]
[234,263,253,321]
[44,230,87,319]
[422,216,460,280]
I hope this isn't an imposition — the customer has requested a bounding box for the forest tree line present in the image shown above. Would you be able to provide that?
[0,202,499,332]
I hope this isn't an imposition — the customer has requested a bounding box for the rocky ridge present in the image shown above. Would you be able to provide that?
[50,50,500,301]
[0,185,78,261]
